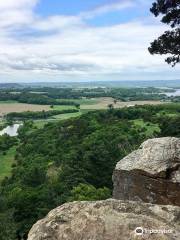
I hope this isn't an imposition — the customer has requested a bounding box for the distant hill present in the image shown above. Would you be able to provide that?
[0,83,22,89]
[0,80,179,89]
[22,80,180,88]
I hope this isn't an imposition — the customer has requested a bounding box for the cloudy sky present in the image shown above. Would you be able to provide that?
[0,0,179,82]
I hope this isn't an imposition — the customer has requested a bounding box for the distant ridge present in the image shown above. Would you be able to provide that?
[21,79,180,88]
[0,80,179,89]
[0,83,22,89]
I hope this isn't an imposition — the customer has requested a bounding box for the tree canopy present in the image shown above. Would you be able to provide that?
[149,0,180,66]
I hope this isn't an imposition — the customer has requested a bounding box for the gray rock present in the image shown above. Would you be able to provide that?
[28,199,180,240]
[113,137,180,205]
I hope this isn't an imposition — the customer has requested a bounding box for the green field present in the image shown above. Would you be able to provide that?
[53,105,77,110]
[0,147,16,181]
[57,98,99,105]
[53,111,81,119]
[34,111,82,128]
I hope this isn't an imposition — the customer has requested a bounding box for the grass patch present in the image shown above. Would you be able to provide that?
[132,119,160,137]
[34,111,82,128]
[53,105,77,111]
[33,121,48,129]
[0,146,16,181]
[160,113,179,117]
[156,111,180,118]
[53,111,81,120]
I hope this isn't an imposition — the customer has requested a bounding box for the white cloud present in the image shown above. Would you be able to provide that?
[34,15,83,31]
[0,0,38,29]
[0,0,37,10]
[0,0,179,82]
[80,0,134,19]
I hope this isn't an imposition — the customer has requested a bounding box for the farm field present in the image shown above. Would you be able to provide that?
[0,146,16,182]
[80,97,165,110]
[0,98,169,127]
[0,103,51,116]
[0,98,166,115]
[0,102,77,116]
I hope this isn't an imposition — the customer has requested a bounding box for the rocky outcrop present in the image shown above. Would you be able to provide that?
[28,199,180,240]
[113,137,180,206]
[28,137,180,239]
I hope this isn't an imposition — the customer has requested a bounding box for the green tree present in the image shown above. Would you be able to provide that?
[0,197,16,240]
[149,0,180,66]
[0,211,17,240]
[68,183,111,201]
[7,119,14,126]
[107,104,114,111]
[113,99,117,104]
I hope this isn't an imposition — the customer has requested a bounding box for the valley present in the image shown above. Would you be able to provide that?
[0,84,179,239]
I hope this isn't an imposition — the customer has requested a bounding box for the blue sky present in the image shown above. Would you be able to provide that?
[36,0,107,16]
[36,0,150,26]
[0,0,179,82]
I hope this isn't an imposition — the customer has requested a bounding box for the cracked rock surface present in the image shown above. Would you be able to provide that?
[113,137,180,205]
[28,199,180,240]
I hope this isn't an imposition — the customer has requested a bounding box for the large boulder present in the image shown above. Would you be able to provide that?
[28,199,180,240]
[113,137,180,206]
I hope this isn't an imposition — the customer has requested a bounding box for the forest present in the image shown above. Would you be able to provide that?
[0,91,80,107]
[0,103,180,239]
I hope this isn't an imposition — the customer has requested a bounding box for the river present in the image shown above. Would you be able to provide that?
[0,124,22,137]
[165,89,180,97]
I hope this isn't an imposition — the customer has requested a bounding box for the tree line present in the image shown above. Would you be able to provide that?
[6,109,79,120]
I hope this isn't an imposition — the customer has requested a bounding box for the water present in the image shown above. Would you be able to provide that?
[0,124,22,137]
[165,89,180,97]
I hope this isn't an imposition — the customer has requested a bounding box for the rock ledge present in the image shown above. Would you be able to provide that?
[28,199,180,240]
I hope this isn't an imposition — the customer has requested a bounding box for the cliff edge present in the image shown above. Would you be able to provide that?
[28,137,180,240]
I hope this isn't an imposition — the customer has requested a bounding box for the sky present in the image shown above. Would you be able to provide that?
[0,0,179,82]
